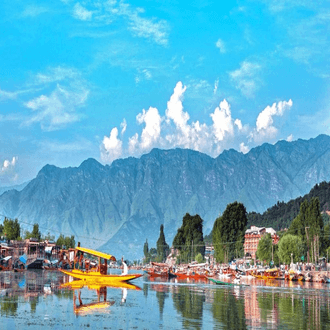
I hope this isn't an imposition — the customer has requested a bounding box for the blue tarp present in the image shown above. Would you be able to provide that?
[19,254,27,264]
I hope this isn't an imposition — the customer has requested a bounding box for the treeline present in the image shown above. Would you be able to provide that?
[247,181,330,230]
[0,217,75,248]
[144,181,330,265]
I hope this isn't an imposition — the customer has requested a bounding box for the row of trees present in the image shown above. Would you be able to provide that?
[0,217,75,249]
[144,195,330,266]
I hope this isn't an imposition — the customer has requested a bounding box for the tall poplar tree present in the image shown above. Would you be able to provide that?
[144,239,149,261]
[156,225,169,262]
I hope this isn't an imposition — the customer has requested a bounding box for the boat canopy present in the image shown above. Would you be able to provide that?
[76,246,116,261]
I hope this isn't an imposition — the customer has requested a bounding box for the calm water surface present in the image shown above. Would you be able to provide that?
[1,270,330,329]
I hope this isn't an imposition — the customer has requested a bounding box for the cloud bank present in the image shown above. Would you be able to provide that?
[101,81,293,163]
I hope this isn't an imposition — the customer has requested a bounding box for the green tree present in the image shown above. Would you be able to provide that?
[195,253,203,263]
[56,234,75,248]
[156,225,169,262]
[3,218,20,240]
[25,223,41,241]
[277,234,303,264]
[173,213,205,264]
[287,197,324,262]
[0,224,3,236]
[213,202,248,263]
[31,224,41,241]
[256,233,273,263]
[44,232,55,241]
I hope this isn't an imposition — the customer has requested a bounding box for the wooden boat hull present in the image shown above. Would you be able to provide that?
[174,273,206,280]
[61,269,143,283]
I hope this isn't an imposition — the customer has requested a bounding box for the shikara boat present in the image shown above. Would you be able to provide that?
[263,268,281,280]
[60,246,142,283]
[284,269,298,281]
[174,272,206,280]
[207,277,249,287]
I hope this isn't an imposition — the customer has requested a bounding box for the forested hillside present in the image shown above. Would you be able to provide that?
[247,181,330,230]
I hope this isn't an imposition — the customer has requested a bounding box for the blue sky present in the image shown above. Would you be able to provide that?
[1,0,330,186]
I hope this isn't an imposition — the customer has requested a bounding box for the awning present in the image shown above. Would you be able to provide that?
[75,246,116,261]
[19,254,27,264]
[45,246,53,253]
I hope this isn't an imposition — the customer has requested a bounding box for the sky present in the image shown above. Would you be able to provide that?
[1,0,330,186]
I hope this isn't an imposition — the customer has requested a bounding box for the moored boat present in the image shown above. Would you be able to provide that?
[60,246,142,283]
[262,268,281,280]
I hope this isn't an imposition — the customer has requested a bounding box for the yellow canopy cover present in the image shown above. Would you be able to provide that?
[76,246,116,261]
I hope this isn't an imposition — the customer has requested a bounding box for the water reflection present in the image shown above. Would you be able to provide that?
[61,277,142,315]
[1,271,330,329]
[172,285,205,329]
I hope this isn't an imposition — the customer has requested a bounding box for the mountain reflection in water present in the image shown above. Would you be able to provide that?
[0,271,330,329]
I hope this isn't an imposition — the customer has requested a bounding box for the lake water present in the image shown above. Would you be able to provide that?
[1,270,330,329]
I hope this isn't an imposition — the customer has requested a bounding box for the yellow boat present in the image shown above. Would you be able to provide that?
[60,279,142,291]
[60,246,142,283]
[262,268,281,280]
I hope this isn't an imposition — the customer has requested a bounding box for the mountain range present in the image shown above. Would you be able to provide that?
[1,134,330,260]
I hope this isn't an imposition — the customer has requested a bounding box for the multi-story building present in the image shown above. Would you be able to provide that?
[244,226,279,259]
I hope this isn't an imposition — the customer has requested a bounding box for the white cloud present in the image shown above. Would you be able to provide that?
[165,82,188,129]
[128,14,169,46]
[128,133,139,154]
[136,107,162,150]
[240,142,249,154]
[101,127,123,163]
[286,134,293,142]
[234,119,243,130]
[210,99,234,142]
[251,99,293,142]
[67,1,169,45]
[99,81,294,163]
[35,66,79,84]
[73,3,93,21]
[213,79,219,95]
[120,119,127,135]
[229,61,261,98]
[24,84,89,131]
[0,88,19,101]
[2,157,17,173]
[216,38,226,53]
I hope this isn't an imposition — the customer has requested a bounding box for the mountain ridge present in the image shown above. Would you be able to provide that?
[1,135,330,259]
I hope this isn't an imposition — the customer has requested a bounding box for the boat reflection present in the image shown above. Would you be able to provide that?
[61,278,142,316]
[73,287,114,316]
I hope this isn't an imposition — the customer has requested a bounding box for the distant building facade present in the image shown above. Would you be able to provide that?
[244,226,279,259]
